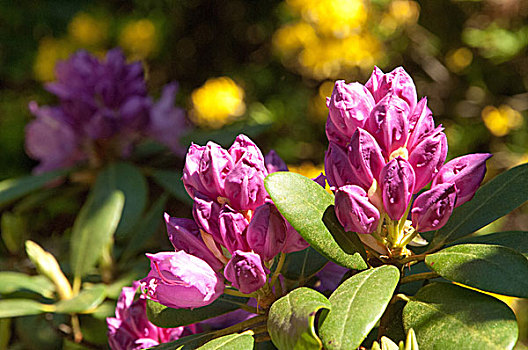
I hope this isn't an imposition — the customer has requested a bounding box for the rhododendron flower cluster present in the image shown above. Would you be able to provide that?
[140,135,308,309]
[324,67,491,256]
[26,48,187,173]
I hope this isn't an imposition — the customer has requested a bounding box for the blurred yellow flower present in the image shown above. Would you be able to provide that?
[33,37,74,82]
[389,0,419,25]
[191,77,246,129]
[119,19,158,59]
[482,105,524,137]
[446,47,473,72]
[68,12,108,47]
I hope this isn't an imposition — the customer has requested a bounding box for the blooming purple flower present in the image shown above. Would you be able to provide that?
[140,251,224,309]
[107,283,185,350]
[224,250,267,294]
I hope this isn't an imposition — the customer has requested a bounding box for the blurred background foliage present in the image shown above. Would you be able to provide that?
[0,0,527,348]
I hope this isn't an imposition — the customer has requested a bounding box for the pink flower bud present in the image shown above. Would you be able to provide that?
[380,157,415,220]
[432,153,492,207]
[246,203,287,261]
[182,143,208,198]
[218,204,250,253]
[407,97,435,150]
[327,80,375,140]
[165,215,224,271]
[198,142,234,199]
[366,94,410,157]
[348,128,385,189]
[224,154,268,211]
[408,127,448,191]
[325,142,356,189]
[224,250,267,294]
[140,251,224,309]
[282,221,310,253]
[335,185,380,234]
[192,191,222,244]
[264,150,288,173]
[326,116,350,147]
[229,134,266,168]
[411,182,457,231]
[365,66,417,109]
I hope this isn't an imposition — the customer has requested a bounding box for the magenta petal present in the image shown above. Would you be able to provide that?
[335,185,380,234]
[432,153,492,207]
[218,204,250,253]
[198,142,234,199]
[408,127,448,191]
[380,157,415,220]
[183,143,208,198]
[246,203,287,261]
[407,97,435,150]
[192,191,222,244]
[324,142,356,189]
[229,134,266,168]
[365,66,417,109]
[325,116,350,147]
[264,150,288,173]
[224,250,267,294]
[224,155,268,211]
[348,128,386,188]
[411,182,457,232]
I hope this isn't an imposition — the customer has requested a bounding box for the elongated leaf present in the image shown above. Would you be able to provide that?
[323,205,368,262]
[1,211,26,254]
[431,163,528,248]
[0,299,47,318]
[95,162,148,238]
[54,285,106,314]
[151,169,193,205]
[0,272,55,298]
[452,231,528,257]
[425,244,528,297]
[403,282,518,349]
[70,189,124,279]
[147,294,249,328]
[196,331,254,350]
[0,169,68,207]
[265,172,367,270]
[281,246,328,282]
[268,287,331,350]
[319,265,400,350]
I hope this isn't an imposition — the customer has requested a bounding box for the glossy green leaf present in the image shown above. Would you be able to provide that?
[196,331,255,350]
[151,332,214,350]
[431,162,528,248]
[0,169,68,207]
[95,162,148,238]
[0,299,47,318]
[319,265,400,350]
[281,246,328,282]
[425,243,528,297]
[70,188,124,279]
[151,169,193,205]
[403,282,518,350]
[265,172,367,270]
[453,231,528,257]
[54,285,106,314]
[0,272,55,298]
[268,287,331,350]
[147,294,249,328]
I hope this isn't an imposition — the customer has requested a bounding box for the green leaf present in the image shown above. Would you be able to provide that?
[403,282,518,350]
[452,231,528,257]
[0,299,46,318]
[54,285,106,314]
[265,172,367,270]
[151,333,214,350]
[281,246,328,282]
[268,287,331,350]
[319,265,400,350]
[196,331,255,350]
[70,188,124,279]
[425,243,528,297]
[147,294,249,328]
[0,272,55,298]
[431,162,528,248]
[151,169,193,205]
[95,162,148,238]
[0,169,69,207]
[1,211,26,254]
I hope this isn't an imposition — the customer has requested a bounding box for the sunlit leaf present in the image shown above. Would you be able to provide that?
[0,272,55,298]
[54,285,106,314]
[452,231,528,257]
[0,299,47,318]
[196,331,254,350]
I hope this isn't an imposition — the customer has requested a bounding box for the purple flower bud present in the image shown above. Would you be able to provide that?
[335,185,380,234]
[264,150,288,173]
[282,221,310,253]
[192,191,222,244]
[380,157,415,220]
[246,203,287,261]
[165,215,224,271]
[432,153,492,207]
[411,183,457,232]
[183,143,208,198]
[140,251,224,309]
[324,142,356,189]
[366,94,410,157]
[229,134,266,168]
[313,173,326,188]
[348,128,386,189]
[224,250,267,294]
[407,97,435,150]
[365,66,417,109]
[224,154,268,211]
[218,204,250,253]
[408,127,448,191]
[198,142,234,199]
[327,80,375,140]
[326,116,350,147]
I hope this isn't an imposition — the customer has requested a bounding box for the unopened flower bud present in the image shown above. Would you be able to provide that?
[324,142,356,189]
[198,142,234,199]
[407,97,435,150]
[224,155,268,211]
[348,128,385,189]
[365,66,417,109]
[411,183,457,231]
[282,221,310,253]
[224,250,267,294]
[246,203,287,261]
[335,185,380,234]
[192,191,222,244]
[325,116,350,147]
[380,157,415,220]
[408,127,448,191]
[264,150,288,173]
[218,204,250,253]
[229,134,266,167]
